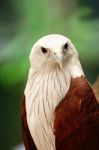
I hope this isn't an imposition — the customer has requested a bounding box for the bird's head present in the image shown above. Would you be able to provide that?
[30,34,79,71]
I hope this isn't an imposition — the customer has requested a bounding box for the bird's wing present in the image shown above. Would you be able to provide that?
[21,96,37,150]
[54,76,99,150]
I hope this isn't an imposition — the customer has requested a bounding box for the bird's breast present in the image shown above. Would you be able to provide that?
[25,69,71,150]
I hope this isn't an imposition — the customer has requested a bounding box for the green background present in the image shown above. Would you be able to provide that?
[0,0,99,149]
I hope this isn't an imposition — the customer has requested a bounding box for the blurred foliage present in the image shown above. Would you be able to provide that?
[0,0,99,149]
[0,1,99,86]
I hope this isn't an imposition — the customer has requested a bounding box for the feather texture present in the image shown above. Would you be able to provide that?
[22,34,98,150]
[54,76,99,150]
[24,67,71,150]
[21,96,37,150]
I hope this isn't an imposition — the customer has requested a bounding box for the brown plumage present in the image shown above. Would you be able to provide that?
[21,34,99,150]
[22,76,99,150]
[54,76,99,150]
[21,96,37,150]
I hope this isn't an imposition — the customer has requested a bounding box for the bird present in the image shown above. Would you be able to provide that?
[21,34,99,150]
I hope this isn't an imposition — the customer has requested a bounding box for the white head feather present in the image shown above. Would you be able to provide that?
[29,34,79,72]
[25,34,84,150]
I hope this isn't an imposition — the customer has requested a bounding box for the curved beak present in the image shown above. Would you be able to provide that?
[54,52,64,68]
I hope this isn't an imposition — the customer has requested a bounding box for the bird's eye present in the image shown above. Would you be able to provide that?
[41,47,48,53]
[64,43,68,49]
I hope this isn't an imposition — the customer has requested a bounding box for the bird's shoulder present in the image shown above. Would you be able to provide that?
[54,76,99,150]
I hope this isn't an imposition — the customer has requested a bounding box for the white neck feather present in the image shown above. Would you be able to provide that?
[24,58,84,150]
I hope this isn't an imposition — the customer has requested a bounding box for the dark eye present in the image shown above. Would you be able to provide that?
[41,47,47,53]
[64,43,68,49]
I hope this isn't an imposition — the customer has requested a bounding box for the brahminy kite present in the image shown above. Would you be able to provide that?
[21,34,99,150]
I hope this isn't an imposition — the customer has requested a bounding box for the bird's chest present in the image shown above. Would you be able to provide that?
[25,70,70,150]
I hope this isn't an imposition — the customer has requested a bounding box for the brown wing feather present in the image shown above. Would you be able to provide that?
[54,76,99,150]
[21,96,37,150]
